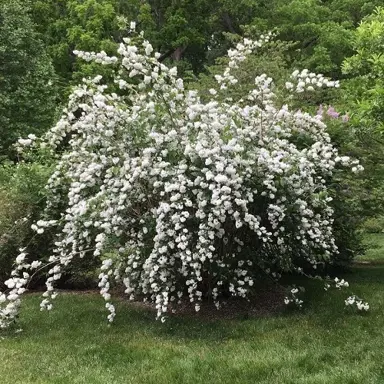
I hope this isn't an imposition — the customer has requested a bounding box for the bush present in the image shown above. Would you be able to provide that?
[362,217,384,233]
[0,32,365,327]
[316,115,369,266]
[0,161,52,285]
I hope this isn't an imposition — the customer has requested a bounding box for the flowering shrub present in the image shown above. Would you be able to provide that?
[0,30,367,328]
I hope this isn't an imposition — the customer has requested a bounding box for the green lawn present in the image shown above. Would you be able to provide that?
[361,233,384,262]
[1,264,383,384]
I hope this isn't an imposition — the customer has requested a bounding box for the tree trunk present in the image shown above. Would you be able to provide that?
[222,12,236,33]
[171,46,186,61]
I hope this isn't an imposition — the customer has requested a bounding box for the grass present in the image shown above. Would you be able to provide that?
[0,264,384,384]
[360,233,384,262]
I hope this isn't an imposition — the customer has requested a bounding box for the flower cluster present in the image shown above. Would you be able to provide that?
[0,248,42,328]
[284,287,304,308]
[215,33,273,90]
[317,105,349,122]
[286,69,340,93]
[15,134,37,153]
[0,32,366,327]
[334,277,349,289]
[324,277,349,291]
[345,295,369,311]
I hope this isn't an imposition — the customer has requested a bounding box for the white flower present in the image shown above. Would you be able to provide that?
[145,44,153,56]
[17,138,32,146]
[15,253,27,265]
[285,82,293,90]
[169,67,178,77]
[31,261,42,269]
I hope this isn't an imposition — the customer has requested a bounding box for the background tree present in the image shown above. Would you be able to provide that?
[342,6,384,134]
[339,7,384,231]
[29,0,384,85]
[248,0,382,78]
[0,0,58,159]
[31,0,142,90]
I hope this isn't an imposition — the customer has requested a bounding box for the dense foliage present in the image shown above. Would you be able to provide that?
[0,0,58,158]
[339,7,384,230]
[342,7,384,134]
[28,0,384,84]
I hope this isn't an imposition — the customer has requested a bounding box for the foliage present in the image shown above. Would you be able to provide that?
[30,0,142,92]
[192,36,294,102]
[30,0,222,86]
[342,7,384,134]
[361,233,384,261]
[0,160,52,285]
[0,155,99,290]
[249,0,383,78]
[0,0,58,159]
[0,32,368,328]
[340,7,384,233]
[362,217,384,234]
[22,0,384,95]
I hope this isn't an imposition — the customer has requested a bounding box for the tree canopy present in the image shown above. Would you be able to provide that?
[0,0,58,158]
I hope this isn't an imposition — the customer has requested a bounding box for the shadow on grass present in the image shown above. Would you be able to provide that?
[2,265,382,346]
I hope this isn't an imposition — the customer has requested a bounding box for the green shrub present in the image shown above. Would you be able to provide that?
[362,217,384,233]
[0,161,51,284]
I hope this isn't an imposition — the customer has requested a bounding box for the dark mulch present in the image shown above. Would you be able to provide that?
[114,281,286,321]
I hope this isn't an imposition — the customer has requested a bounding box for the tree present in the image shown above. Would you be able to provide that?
[0,0,58,158]
[339,7,384,226]
[28,0,384,87]
[30,0,142,89]
[342,6,384,133]
[247,0,383,78]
